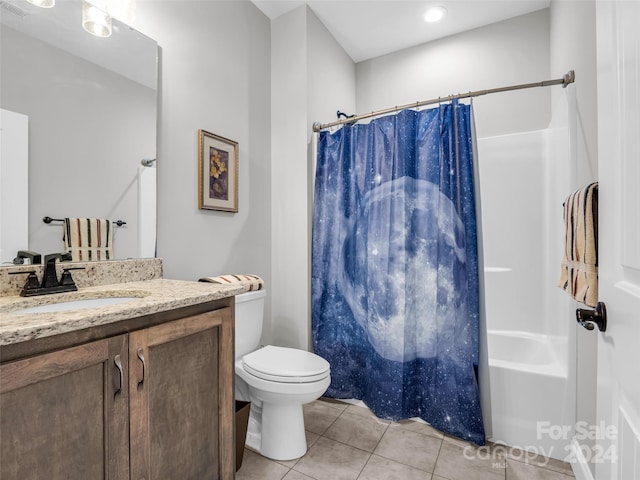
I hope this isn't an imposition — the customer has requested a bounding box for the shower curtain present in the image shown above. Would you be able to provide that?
[311,101,485,444]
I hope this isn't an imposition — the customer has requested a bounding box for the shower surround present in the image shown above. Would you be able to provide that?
[478,127,575,461]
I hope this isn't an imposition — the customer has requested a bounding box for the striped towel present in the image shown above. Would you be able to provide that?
[63,218,113,262]
[558,182,598,307]
[199,274,264,291]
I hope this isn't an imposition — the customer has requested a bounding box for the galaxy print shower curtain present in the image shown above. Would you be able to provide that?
[311,101,485,445]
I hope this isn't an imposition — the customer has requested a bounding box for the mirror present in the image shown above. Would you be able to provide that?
[0,0,157,264]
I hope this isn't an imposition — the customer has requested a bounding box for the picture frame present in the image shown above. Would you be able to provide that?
[198,129,239,212]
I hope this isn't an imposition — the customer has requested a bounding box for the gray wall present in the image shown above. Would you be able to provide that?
[0,26,156,259]
[135,2,272,299]
[270,6,356,349]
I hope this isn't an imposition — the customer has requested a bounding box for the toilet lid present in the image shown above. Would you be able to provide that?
[242,345,330,383]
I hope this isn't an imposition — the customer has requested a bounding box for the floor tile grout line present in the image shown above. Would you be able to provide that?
[353,449,375,480]
[315,402,349,436]
[314,432,381,456]
[504,456,576,479]
[429,435,446,478]
[371,448,440,476]
[368,421,392,456]
[505,455,575,477]
[351,419,393,480]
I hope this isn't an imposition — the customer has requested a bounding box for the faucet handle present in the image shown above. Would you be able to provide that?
[60,267,84,287]
[9,270,41,296]
[23,272,41,292]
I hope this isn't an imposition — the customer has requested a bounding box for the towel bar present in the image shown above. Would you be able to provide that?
[576,302,607,332]
[43,216,127,227]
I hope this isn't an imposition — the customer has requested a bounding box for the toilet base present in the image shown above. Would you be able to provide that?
[244,399,310,461]
[259,402,307,460]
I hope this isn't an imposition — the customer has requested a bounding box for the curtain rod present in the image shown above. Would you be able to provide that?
[312,70,575,133]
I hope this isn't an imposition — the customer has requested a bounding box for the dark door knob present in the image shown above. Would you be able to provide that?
[576,302,607,332]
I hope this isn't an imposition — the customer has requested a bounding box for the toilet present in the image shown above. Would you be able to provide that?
[234,289,331,461]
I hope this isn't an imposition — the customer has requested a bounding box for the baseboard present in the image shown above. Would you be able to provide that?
[571,438,595,480]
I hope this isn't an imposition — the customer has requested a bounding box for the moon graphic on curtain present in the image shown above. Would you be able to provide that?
[338,176,468,364]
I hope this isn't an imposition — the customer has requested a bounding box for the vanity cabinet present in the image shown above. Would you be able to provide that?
[0,304,234,480]
[0,335,129,479]
[129,309,234,480]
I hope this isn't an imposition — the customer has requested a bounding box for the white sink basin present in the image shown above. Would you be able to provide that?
[14,297,141,314]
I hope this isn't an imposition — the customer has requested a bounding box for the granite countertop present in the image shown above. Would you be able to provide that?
[0,278,244,346]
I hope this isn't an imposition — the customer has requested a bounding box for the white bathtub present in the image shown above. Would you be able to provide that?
[487,330,572,461]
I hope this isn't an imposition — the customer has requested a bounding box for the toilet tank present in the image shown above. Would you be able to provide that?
[234,289,266,358]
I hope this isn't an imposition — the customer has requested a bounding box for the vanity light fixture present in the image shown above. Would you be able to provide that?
[26,0,55,7]
[82,0,112,37]
[424,5,447,23]
[25,0,136,37]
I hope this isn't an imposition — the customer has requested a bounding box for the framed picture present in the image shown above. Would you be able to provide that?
[198,129,239,212]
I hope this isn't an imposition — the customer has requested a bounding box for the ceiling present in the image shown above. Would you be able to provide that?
[251,0,550,63]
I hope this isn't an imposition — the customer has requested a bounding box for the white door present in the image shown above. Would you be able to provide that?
[595,2,640,479]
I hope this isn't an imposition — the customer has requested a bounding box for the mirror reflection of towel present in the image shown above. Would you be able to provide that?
[558,183,598,307]
[63,218,113,261]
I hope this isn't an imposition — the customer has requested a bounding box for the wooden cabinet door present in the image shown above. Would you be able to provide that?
[0,334,129,480]
[129,308,234,480]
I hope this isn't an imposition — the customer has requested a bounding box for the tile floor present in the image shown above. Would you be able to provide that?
[236,398,576,480]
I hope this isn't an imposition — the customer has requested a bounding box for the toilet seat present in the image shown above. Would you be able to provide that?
[242,345,330,383]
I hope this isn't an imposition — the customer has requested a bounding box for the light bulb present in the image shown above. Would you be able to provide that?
[82,0,112,38]
[424,6,447,23]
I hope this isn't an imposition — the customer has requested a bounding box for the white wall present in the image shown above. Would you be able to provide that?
[549,1,598,478]
[478,131,547,334]
[270,6,355,349]
[134,2,272,306]
[271,7,310,348]
[356,9,551,138]
[306,10,356,141]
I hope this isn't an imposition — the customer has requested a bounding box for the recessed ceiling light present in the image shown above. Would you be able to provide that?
[26,0,55,7]
[424,6,447,23]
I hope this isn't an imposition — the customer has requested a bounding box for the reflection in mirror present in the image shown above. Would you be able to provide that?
[0,0,157,265]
